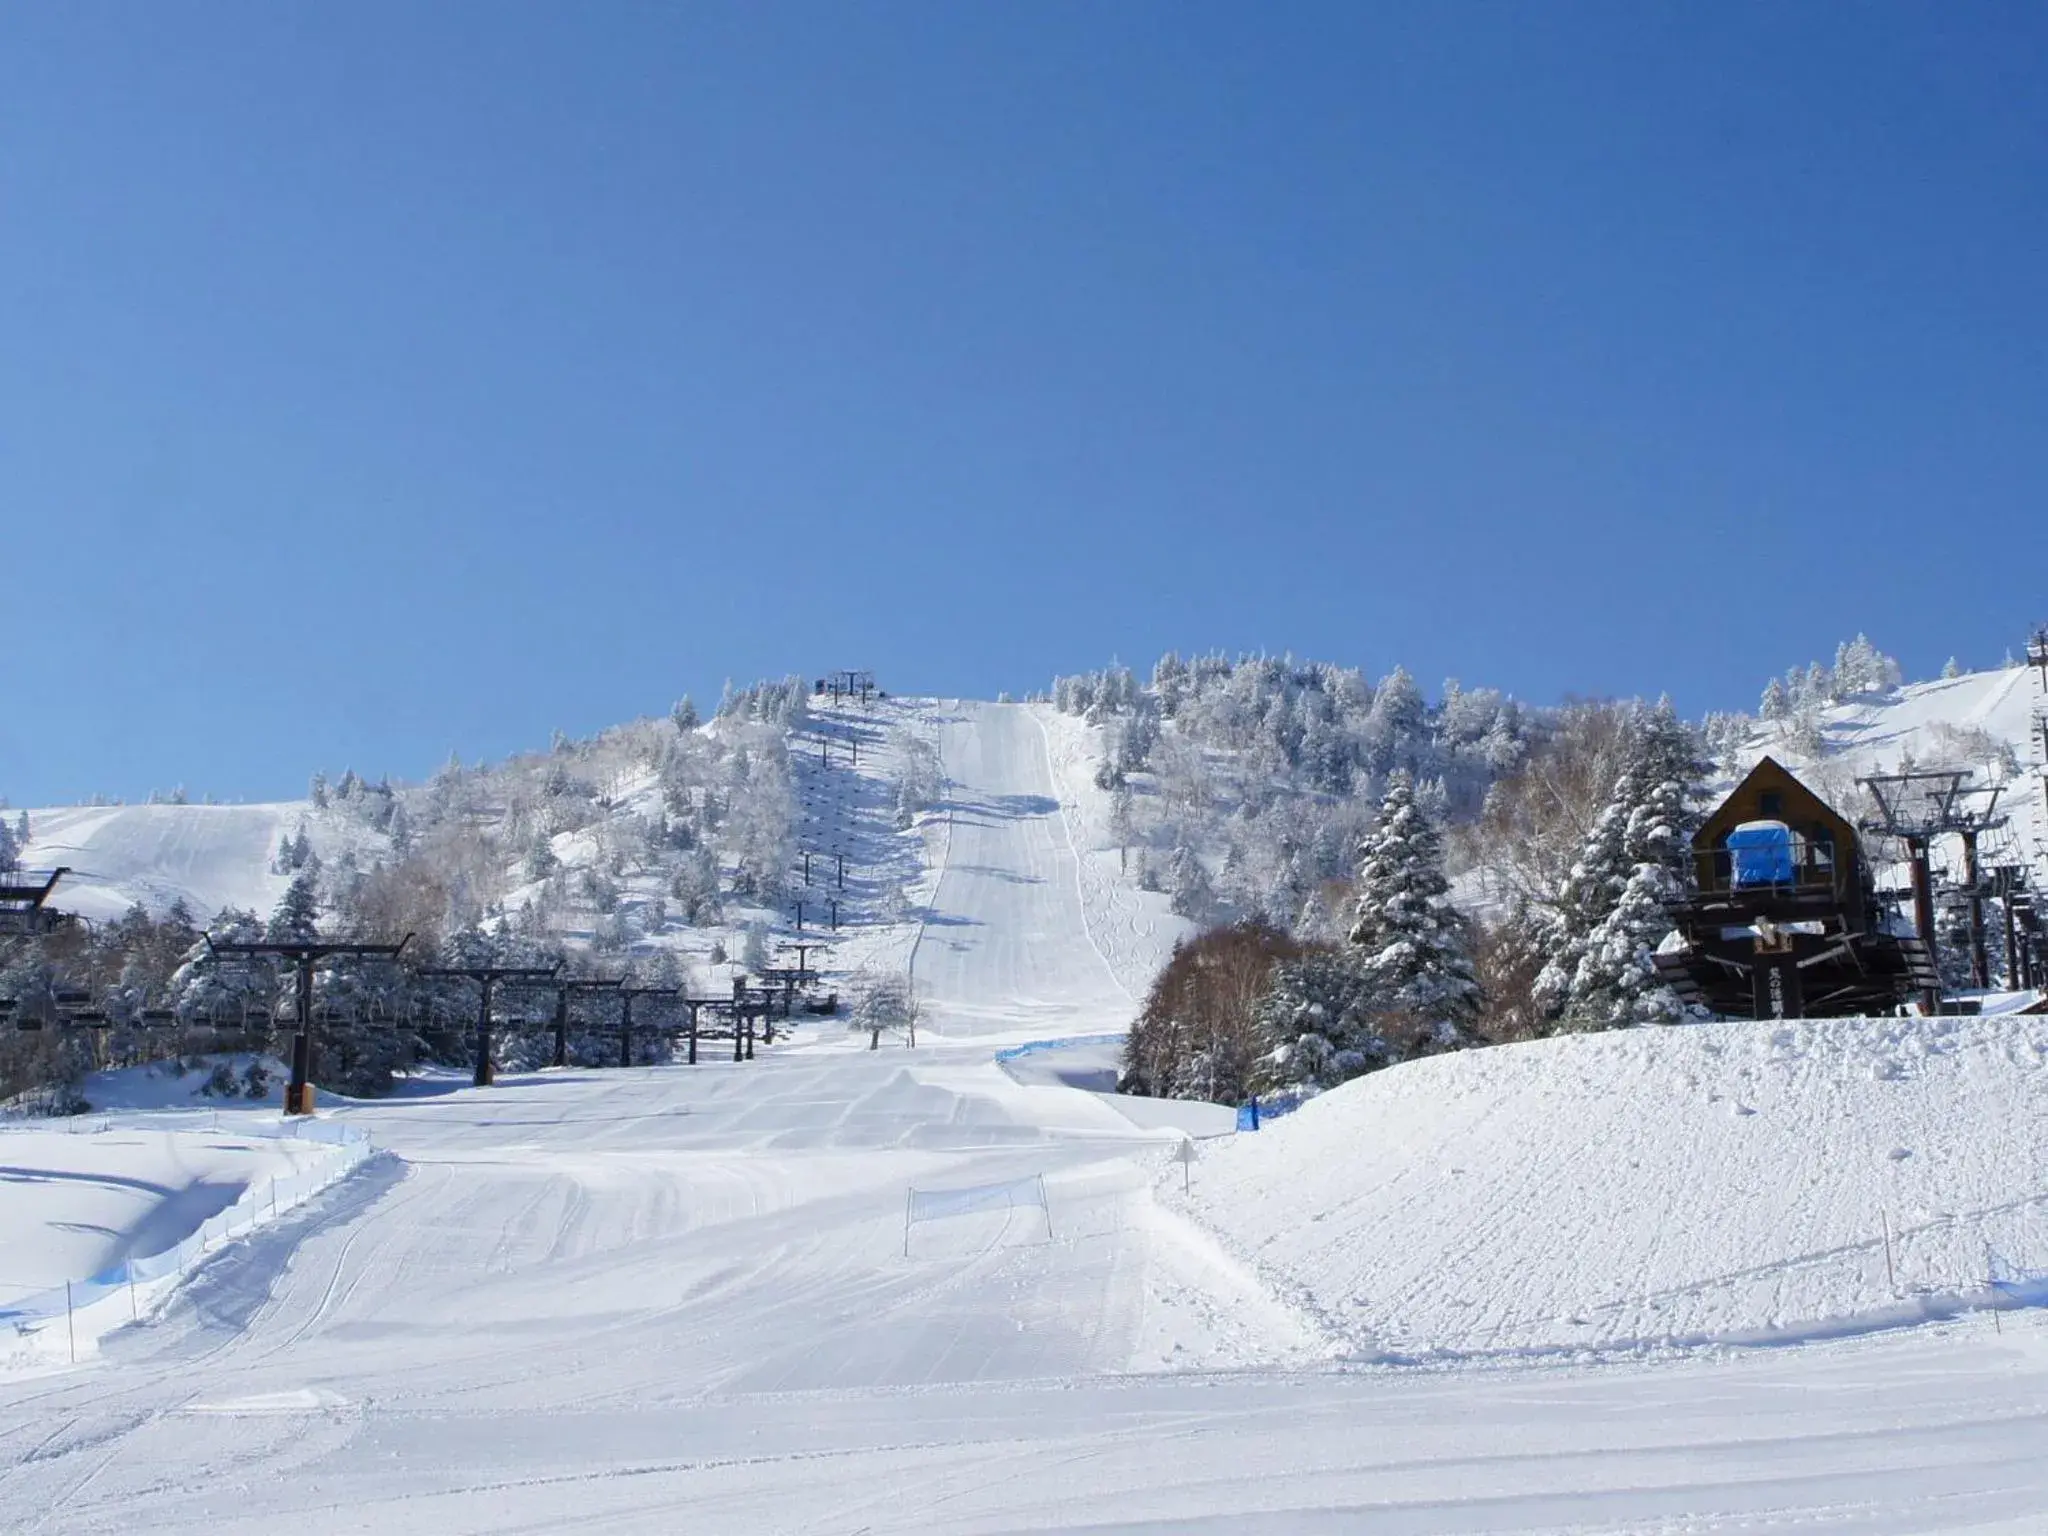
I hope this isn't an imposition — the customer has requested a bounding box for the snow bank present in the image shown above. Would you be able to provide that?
[1182,1013,2048,1357]
[0,1113,375,1372]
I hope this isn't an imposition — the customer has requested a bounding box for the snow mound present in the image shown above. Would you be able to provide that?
[1184,1013,2048,1357]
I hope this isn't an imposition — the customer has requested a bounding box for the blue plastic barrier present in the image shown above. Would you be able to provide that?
[1235,1091,1306,1132]
[993,1033,1125,1064]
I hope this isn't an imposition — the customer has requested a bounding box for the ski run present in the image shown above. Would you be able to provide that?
[7,689,2048,1533]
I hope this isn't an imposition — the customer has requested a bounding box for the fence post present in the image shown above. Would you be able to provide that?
[65,1281,75,1364]
[1881,1210,1897,1293]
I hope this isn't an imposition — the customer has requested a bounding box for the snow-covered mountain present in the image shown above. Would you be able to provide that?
[14,690,956,989]
[18,657,2048,996]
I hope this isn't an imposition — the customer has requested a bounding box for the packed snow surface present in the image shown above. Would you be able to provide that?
[6,702,2048,1532]
[1186,1013,2048,1356]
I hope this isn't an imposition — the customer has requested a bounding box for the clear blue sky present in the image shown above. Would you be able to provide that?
[5,3,2043,805]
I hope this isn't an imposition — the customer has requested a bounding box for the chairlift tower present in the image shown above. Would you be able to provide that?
[615,984,683,1068]
[416,962,561,1088]
[1949,784,2009,989]
[1859,769,1976,1011]
[825,669,876,707]
[206,934,413,1113]
[531,975,624,1069]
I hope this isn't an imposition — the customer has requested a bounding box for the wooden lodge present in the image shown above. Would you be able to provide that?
[1654,758,1936,1019]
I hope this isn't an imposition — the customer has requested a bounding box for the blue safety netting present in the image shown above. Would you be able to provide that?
[1235,1091,1306,1132]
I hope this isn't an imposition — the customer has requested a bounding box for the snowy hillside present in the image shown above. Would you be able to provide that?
[17,803,361,926]
[1737,662,2047,889]
[1183,1010,2048,1357]
[14,690,953,991]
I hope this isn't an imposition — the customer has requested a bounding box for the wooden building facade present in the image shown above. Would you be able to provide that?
[1656,758,1935,1018]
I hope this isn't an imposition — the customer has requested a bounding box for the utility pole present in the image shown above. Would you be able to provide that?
[418,963,561,1087]
[206,934,412,1113]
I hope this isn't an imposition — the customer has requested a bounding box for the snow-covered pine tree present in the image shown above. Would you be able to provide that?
[1109,782,1136,871]
[0,816,17,873]
[169,908,273,1040]
[1556,860,1688,1030]
[1166,845,1216,922]
[1759,675,1789,720]
[1152,651,1190,716]
[1533,793,1632,1017]
[740,920,769,974]
[267,870,322,944]
[1252,949,1388,1094]
[1830,634,1901,697]
[1344,772,1481,1042]
[1361,665,1425,779]
[1533,701,1702,1025]
[1625,699,1707,858]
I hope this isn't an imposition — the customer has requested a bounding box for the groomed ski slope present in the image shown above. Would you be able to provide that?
[17,803,314,925]
[5,703,2048,1532]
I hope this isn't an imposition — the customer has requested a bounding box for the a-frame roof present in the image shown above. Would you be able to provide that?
[1695,755,1859,854]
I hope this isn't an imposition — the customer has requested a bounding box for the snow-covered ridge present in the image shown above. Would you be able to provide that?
[0,1069,375,1374]
[1181,1010,2048,1358]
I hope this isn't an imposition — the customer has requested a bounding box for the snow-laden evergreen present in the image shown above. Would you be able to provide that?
[1534,701,1705,1029]
[1343,771,1482,1041]
[1251,950,1386,1093]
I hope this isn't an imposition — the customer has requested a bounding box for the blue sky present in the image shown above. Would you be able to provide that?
[4,3,2043,805]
